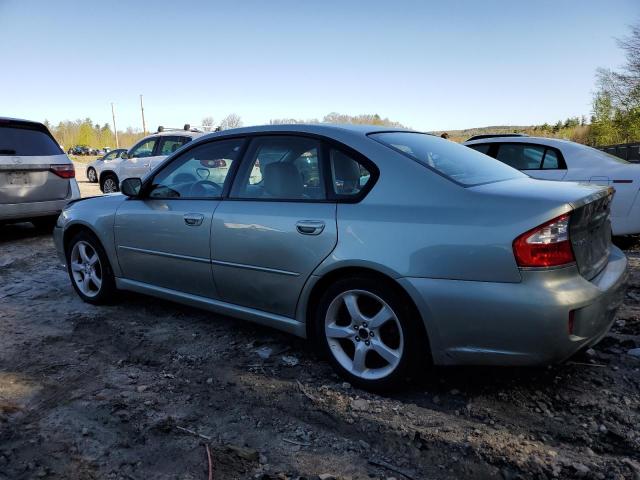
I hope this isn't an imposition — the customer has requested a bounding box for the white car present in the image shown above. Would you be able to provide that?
[85,148,128,183]
[99,127,205,193]
[465,135,640,235]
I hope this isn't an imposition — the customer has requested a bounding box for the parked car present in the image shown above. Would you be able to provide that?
[99,127,204,193]
[1,117,80,229]
[86,148,127,183]
[67,145,91,156]
[54,124,627,390]
[464,136,640,235]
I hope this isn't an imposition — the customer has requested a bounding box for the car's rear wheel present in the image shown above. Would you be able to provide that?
[87,167,97,183]
[314,276,425,391]
[101,173,119,193]
[66,231,117,304]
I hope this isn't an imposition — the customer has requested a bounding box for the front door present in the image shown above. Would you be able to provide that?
[114,137,246,298]
[211,135,337,318]
[119,136,159,180]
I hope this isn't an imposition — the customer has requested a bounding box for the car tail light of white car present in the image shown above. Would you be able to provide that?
[513,213,574,268]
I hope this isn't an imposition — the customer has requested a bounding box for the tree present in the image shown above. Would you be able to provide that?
[219,113,243,130]
[589,21,640,144]
[202,116,215,132]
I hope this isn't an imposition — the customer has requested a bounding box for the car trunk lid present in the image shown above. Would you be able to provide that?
[0,155,71,203]
[570,189,613,280]
[469,177,613,281]
[0,119,70,204]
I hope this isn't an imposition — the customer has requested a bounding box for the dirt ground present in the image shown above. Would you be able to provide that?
[0,178,639,480]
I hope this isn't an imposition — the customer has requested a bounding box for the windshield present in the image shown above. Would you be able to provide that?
[573,142,631,164]
[370,132,525,186]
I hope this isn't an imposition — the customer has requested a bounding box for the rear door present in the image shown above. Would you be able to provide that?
[0,120,70,205]
[211,135,337,317]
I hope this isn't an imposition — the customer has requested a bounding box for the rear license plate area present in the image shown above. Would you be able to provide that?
[7,171,30,185]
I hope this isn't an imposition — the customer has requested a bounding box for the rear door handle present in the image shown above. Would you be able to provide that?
[296,220,325,235]
[184,213,204,226]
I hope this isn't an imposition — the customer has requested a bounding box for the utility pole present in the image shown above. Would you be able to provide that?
[111,102,119,148]
[140,94,147,135]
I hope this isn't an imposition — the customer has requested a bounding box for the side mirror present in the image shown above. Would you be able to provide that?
[121,152,129,160]
[121,178,142,198]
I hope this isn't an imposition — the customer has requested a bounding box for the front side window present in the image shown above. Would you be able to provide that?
[129,138,157,158]
[231,136,325,200]
[496,144,545,170]
[370,132,523,186]
[148,139,244,199]
[330,149,372,196]
[159,136,190,156]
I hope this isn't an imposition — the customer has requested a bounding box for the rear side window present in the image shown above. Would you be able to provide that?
[0,125,62,156]
[542,149,560,169]
[330,149,372,196]
[370,132,524,186]
[494,143,566,170]
[496,144,545,169]
[231,136,325,200]
[159,136,190,156]
[468,144,491,155]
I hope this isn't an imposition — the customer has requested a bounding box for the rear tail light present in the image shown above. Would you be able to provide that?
[513,213,574,268]
[50,164,75,178]
[213,159,227,168]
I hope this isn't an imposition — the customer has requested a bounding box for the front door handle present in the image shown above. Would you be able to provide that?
[184,213,204,226]
[296,220,325,235]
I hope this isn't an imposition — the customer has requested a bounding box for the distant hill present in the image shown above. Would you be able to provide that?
[431,123,591,144]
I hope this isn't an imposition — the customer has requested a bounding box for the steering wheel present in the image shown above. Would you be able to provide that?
[188,180,222,196]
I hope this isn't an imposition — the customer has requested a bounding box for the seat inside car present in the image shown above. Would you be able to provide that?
[263,162,304,198]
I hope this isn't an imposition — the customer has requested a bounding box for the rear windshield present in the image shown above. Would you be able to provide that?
[0,125,63,156]
[370,132,525,186]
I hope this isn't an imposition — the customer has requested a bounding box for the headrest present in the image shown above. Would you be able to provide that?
[264,162,303,198]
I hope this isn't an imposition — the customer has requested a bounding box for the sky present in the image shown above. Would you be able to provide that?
[0,0,638,132]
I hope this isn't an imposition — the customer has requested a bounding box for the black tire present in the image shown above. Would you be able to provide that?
[31,215,58,232]
[313,275,427,391]
[101,172,119,193]
[65,230,117,305]
[87,167,98,183]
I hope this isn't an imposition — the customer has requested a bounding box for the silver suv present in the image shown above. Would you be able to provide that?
[0,117,80,229]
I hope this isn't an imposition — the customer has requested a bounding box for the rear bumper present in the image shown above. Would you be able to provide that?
[0,179,80,222]
[400,246,628,366]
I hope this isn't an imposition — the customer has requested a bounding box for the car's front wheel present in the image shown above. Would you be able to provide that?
[66,231,117,304]
[101,173,119,193]
[315,276,425,391]
[87,167,97,183]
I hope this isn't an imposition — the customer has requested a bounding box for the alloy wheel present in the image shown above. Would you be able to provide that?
[70,241,102,297]
[87,168,97,182]
[324,289,404,380]
[103,178,117,193]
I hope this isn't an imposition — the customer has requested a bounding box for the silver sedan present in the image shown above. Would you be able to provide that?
[53,124,628,390]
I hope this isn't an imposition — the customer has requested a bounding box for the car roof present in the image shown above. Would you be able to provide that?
[0,117,47,128]
[464,135,578,149]
[193,123,415,142]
